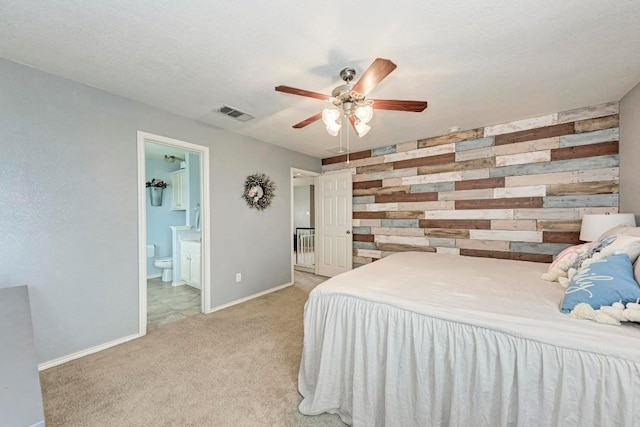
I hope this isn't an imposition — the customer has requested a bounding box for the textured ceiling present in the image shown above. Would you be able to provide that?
[1,1,639,159]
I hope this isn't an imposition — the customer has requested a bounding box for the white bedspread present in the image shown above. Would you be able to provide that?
[298,252,640,426]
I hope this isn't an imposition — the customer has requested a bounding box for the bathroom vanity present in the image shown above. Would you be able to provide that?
[180,236,201,289]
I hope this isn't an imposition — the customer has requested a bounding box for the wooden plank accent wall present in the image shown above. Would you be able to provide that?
[322,102,621,267]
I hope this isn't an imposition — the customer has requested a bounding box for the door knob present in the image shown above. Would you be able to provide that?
[346,230,351,234]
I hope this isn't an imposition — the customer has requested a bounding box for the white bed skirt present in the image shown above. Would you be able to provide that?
[299,293,640,426]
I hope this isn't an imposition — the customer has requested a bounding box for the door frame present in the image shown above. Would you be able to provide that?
[137,131,212,336]
[290,168,321,281]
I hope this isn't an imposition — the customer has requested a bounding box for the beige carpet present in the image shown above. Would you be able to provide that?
[40,272,345,426]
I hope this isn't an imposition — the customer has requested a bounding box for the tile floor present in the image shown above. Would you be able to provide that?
[146,271,328,330]
[147,278,201,330]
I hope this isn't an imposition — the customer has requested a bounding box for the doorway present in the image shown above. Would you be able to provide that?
[291,168,320,279]
[137,132,211,336]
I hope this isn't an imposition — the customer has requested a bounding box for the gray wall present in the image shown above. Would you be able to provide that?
[620,80,640,221]
[0,58,320,364]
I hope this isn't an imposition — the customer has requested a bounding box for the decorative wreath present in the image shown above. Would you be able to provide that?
[242,173,276,211]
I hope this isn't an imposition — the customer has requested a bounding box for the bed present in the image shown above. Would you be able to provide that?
[298,252,640,426]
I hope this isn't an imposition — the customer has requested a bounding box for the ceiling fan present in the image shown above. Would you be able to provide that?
[275,58,428,137]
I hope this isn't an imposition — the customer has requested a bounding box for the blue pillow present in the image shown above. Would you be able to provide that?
[561,253,640,313]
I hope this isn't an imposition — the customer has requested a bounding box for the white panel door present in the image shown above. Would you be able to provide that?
[317,172,353,277]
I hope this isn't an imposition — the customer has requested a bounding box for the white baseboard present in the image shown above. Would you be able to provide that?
[147,274,161,279]
[207,281,293,314]
[172,280,186,287]
[38,332,144,371]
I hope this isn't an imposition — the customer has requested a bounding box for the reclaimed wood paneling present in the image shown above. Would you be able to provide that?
[494,123,575,145]
[418,128,483,148]
[385,211,425,219]
[371,227,426,237]
[376,243,436,252]
[455,197,543,210]
[456,136,495,151]
[425,209,515,220]
[455,177,505,190]
[536,220,582,232]
[376,192,438,203]
[557,102,619,124]
[491,220,537,230]
[353,212,386,219]
[356,163,393,174]
[322,149,371,165]
[574,115,619,133]
[542,232,581,244]
[384,144,455,162]
[371,145,396,156]
[550,141,619,161]
[456,239,511,251]
[353,185,410,196]
[455,147,493,162]
[484,113,557,137]
[411,182,455,193]
[429,238,456,247]
[491,137,560,156]
[353,179,383,190]
[459,249,553,263]
[353,168,417,182]
[494,185,546,198]
[392,153,455,169]
[490,155,619,177]
[438,188,494,201]
[419,219,492,229]
[353,234,375,242]
[495,150,550,167]
[424,228,470,239]
[546,181,619,196]
[437,247,461,255]
[396,141,417,152]
[505,171,577,187]
[320,102,621,266]
[418,157,495,175]
[469,229,542,243]
[375,235,430,246]
[559,128,619,148]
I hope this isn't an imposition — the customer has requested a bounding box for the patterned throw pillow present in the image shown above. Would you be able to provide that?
[561,253,640,313]
[548,243,591,272]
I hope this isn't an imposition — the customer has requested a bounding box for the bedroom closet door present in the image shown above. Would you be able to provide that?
[317,172,353,276]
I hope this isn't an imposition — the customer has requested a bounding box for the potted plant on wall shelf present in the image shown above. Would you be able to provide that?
[146,178,168,206]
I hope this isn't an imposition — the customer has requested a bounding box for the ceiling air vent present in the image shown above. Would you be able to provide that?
[216,105,254,122]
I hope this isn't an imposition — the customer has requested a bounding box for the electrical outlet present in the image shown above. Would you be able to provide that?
[236,273,242,282]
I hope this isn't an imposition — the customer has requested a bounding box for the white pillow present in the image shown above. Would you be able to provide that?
[607,235,640,263]
[599,225,640,240]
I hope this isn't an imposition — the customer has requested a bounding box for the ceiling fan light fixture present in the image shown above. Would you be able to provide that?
[354,120,371,137]
[326,121,341,136]
[322,108,340,126]
[354,103,373,124]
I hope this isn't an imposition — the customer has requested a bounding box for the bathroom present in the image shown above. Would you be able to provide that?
[145,141,202,329]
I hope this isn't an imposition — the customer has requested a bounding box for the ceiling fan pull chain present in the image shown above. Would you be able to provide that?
[346,122,350,164]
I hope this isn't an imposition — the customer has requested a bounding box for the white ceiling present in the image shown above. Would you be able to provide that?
[1,1,639,159]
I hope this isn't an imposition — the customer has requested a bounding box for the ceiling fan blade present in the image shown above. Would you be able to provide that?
[293,112,322,128]
[352,58,397,96]
[371,99,428,112]
[275,85,330,101]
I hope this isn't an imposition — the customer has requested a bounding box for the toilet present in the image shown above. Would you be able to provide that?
[153,258,173,282]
